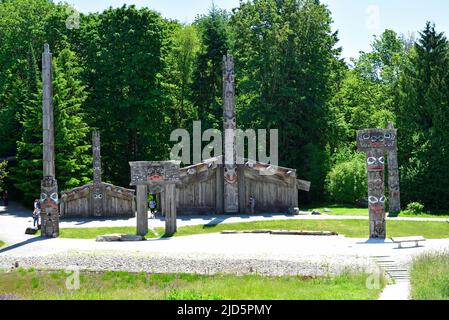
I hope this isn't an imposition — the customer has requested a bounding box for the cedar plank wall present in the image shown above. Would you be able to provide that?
[176,167,218,214]
[60,183,135,218]
[176,165,297,215]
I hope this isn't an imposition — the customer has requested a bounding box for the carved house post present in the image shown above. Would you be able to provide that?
[357,128,397,239]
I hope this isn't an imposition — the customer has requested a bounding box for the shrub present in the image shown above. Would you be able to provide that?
[325,153,367,204]
[0,161,7,193]
[406,202,425,215]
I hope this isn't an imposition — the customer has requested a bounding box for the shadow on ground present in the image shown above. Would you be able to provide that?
[0,236,49,254]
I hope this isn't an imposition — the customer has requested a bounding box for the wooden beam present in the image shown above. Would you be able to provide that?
[297,179,311,192]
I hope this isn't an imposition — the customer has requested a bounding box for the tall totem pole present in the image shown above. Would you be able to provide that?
[223,55,239,213]
[40,44,59,238]
[357,128,397,239]
[387,122,401,215]
[92,130,105,217]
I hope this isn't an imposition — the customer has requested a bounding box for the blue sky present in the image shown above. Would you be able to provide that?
[68,0,449,60]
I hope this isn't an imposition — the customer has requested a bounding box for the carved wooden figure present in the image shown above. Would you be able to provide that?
[41,44,59,238]
[357,128,397,239]
[223,55,239,213]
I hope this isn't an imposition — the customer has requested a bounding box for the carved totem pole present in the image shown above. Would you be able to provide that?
[223,55,239,213]
[387,122,401,215]
[357,128,397,238]
[40,44,59,238]
[92,130,105,217]
[130,161,181,236]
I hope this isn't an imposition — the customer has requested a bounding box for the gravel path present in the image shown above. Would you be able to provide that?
[0,251,375,277]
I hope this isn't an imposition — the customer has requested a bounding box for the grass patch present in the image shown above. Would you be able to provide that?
[0,240,5,248]
[0,269,384,300]
[410,251,449,300]
[299,203,368,216]
[395,211,449,219]
[168,219,449,239]
[59,227,159,239]
[300,203,449,218]
[60,219,449,239]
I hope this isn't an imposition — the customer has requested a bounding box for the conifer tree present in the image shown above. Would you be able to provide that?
[191,6,230,130]
[12,46,92,202]
[396,22,449,209]
[11,45,42,202]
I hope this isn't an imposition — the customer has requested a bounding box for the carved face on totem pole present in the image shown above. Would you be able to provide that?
[224,167,237,184]
[147,166,164,182]
[40,176,59,212]
[368,195,386,217]
[357,129,396,151]
[92,184,104,216]
[367,155,385,171]
[130,161,181,187]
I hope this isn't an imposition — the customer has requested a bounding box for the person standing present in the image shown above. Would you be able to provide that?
[3,190,8,206]
[249,196,256,214]
[33,199,41,228]
[149,199,156,216]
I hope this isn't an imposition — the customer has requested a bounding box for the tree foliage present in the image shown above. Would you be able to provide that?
[0,161,7,192]
[76,5,169,186]
[11,45,92,203]
[396,22,449,209]
[231,0,342,199]
[1,1,449,210]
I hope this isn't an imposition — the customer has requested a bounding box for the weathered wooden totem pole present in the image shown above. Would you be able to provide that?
[40,44,59,238]
[223,55,239,214]
[357,127,397,238]
[130,161,181,236]
[387,122,401,215]
[92,130,105,217]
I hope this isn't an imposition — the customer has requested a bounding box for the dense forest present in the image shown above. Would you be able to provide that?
[1,0,449,211]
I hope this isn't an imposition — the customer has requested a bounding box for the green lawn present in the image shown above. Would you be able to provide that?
[60,219,449,239]
[300,204,369,216]
[300,203,449,219]
[396,211,449,219]
[0,240,5,248]
[59,227,159,239]
[410,251,449,300]
[0,268,384,300]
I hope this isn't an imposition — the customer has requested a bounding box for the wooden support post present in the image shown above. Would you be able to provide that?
[215,166,224,214]
[41,44,59,238]
[292,179,299,208]
[136,185,148,236]
[387,122,401,215]
[238,165,246,214]
[164,184,177,235]
[223,55,239,213]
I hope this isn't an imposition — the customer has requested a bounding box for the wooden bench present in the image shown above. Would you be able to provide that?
[391,236,426,249]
